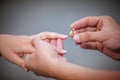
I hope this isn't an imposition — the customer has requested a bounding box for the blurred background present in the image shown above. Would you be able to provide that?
[0,0,120,80]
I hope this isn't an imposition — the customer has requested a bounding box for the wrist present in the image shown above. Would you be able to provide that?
[51,60,84,80]
[51,60,69,79]
[51,60,96,80]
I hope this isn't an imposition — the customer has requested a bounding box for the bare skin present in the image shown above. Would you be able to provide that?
[70,16,120,60]
[0,35,34,70]
[25,16,120,80]
[25,37,120,80]
[1,16,120,79]
[0,32,67,71]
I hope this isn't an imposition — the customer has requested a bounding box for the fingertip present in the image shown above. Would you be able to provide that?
[57,49,67,55]
[59,34,68,39]
[73,34,81,43]
[70,23,75,29]
[61,50,67,53]
[69,31,74,38]
[61,35,68,39]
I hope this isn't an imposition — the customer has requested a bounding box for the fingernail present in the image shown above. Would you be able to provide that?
[62,50,67,53]
[73,34,81,43]
[63,35,68,38]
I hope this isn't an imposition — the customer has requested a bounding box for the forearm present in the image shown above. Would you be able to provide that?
[0,34,8,56]
[53,61,120,80]
[0,34,3,56]
[0,34,6,54]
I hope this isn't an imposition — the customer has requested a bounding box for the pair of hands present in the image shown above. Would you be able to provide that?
[0,16,120,78]
[25,16,120,78]
[70,16,120,60]
[0,32,67,71]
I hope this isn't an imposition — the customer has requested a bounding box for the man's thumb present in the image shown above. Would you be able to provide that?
[73,31,103,43]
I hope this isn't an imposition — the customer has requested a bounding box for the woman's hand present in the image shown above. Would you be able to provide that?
[31,32,67,56]
[25,37,67,77]
[0,34,34,70]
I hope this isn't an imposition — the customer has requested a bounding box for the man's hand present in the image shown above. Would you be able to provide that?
[70,16,120,60]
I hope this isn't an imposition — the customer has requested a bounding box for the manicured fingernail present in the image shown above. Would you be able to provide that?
[62,50,67,53]
[73,34,81,43]
[63,35,68,38]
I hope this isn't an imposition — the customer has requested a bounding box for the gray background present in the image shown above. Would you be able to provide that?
[0,0,120,80]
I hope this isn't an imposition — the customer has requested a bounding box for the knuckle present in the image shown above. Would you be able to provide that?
[41,31,49,36]
[82,32,90,41]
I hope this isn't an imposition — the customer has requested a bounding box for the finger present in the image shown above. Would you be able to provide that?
[33,37,54,54]
[102,47,120,61]
[6,52,28,71]
[80,42,96,49]
[86,27,97,32]
[73,31,104,43]
[44,39,50,43]
[19,44,34,54]
[71,16,100,30]
[37,32,67,40]
[69,30,74,38]
[70,27,96,38]
[57,39,63,49]
[57,39,67,55]
[80,42,102,51]
[75,29,81,34]
[33,37,48,49]
[78,27,96,33]
[25,52,35,72]
[69,29,77,38]
[50,39,57,47]
[73,27,96,35]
